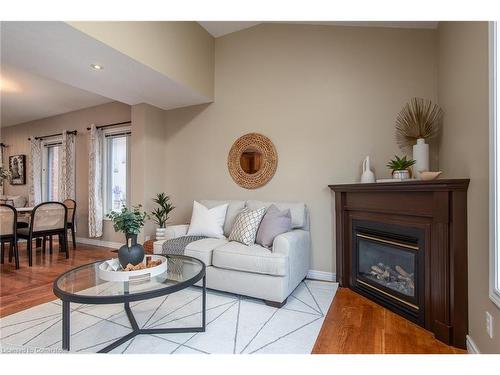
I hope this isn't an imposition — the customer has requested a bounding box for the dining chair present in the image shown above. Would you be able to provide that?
[0,204,20,269]
[17,202,68,266]
[63,199,77,250]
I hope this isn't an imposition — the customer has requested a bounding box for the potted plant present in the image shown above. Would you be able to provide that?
[151,193,175,241]
[387,155,416,180]
[107,205,149,268]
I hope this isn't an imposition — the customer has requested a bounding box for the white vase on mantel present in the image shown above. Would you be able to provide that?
[413,138,429,180]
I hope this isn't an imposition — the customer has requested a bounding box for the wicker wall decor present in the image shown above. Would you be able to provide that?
[227,133,278,189]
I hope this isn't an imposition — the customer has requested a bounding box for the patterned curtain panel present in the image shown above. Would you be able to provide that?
[0,145,3,195]
[28,137,42,206]
[88,124,104,237]
[59,131,76,200]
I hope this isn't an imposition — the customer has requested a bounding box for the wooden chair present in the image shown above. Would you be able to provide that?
[63,199,77,250]
[0,204,20,269]
[17,202,68,266]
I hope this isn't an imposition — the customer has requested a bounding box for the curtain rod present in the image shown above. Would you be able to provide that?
[28,130,77,141]
[86,121,131,131]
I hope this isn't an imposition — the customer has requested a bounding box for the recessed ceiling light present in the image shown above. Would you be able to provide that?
[90,64,103,71]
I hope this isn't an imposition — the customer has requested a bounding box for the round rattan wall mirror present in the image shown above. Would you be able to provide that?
[227,133,278,189]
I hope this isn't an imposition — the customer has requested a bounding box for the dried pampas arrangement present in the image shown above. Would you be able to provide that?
[395,97,443,151]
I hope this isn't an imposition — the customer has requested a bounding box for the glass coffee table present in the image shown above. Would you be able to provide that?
[53,254,206,353]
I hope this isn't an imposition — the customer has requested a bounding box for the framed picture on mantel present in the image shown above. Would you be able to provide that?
[9,154,26,185]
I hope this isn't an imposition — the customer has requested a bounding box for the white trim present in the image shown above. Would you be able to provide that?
[466,335,481,354]
[489,21,500,309]
[75,236,122,249]
[307,270,336,282]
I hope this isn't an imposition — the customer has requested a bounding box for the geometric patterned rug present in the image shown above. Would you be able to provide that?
[0,280,337,354]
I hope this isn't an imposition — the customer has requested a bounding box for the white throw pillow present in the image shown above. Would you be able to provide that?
[187,201,228,239]
[229,207,267,246]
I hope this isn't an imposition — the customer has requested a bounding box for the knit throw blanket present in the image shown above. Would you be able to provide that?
[161,235,207,256]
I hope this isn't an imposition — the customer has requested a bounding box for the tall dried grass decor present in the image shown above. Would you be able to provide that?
[395,97,443,151]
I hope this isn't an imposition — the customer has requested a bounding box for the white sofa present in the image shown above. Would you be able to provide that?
[153,200,310,307]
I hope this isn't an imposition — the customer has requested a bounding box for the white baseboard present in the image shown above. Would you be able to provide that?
[75,237,122,249]
[466,335,480,354]
[307,270,336,282]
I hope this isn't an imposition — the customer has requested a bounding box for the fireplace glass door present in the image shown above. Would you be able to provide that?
[357,234,416,298]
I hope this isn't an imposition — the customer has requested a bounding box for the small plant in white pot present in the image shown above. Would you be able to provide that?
[387,155,416,180]
[151,193,175,241]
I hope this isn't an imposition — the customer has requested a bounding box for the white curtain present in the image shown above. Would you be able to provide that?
[28,137,42,206]
[88,124,104,237]
[59,131,76,200]
[0,145,4,195]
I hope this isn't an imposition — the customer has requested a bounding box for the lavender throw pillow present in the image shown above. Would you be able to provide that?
[255,204,292,249]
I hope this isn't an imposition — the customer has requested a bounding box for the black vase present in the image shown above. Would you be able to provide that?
[118,234,145,268]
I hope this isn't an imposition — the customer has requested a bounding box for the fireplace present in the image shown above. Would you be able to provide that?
[329,179,469,348]
[352,220,424,325]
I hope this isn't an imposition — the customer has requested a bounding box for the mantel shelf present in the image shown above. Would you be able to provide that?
[329,178,470,192]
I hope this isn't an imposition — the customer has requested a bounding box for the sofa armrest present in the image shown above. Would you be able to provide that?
[272,229,311,285]
[153,224,189,254]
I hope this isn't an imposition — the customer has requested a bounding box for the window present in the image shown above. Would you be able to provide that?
[103,128,131,214]
[490,22,500,308]
[42,140,61,201]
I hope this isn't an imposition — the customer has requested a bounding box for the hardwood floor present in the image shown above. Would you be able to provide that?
[0,242,115,317]
[312,287,466,354]
[1,243,466,353]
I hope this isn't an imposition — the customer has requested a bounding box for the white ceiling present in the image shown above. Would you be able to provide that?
[1,64,112,127]
[198,21,262,38]
[1,21,211,127]
[198,21,439,37]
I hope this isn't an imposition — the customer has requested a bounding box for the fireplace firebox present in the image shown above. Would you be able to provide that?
[352,220,425,325]
[329,179,469,348]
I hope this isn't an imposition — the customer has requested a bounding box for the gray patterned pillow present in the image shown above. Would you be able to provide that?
[229,207,267,246]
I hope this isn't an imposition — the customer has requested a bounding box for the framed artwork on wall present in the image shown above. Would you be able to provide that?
[9,154,26,185]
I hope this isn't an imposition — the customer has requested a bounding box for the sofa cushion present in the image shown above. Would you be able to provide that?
[212,241,288,276]
[256,204,292,249]
[200,200,246,237]
[246,200,306,229]
[184,238,228,266]
[187,201,228,239]
[228,207,266,246]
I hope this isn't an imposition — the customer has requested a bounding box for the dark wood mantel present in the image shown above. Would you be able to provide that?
[329,178,470,348]
[329,178,470,192]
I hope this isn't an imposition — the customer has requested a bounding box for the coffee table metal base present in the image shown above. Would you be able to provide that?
[61,277,206,353]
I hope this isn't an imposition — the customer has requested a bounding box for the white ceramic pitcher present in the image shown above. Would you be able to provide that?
[360,156,376,183]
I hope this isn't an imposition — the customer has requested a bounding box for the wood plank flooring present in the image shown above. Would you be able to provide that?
[0,242,115,317]
[1,243,466,353]
[312,287,466,354]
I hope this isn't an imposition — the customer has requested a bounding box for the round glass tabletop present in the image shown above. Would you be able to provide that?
[53,255,205,304]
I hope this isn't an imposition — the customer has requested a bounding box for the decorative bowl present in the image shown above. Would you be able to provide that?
[419,171,442,181]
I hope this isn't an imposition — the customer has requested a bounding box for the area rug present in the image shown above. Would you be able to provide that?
[0,280,337,354]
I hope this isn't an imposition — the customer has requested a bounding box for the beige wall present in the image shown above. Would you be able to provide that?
[163,23,438,273]
[130,103,167,242]
[0,101,131,243]
[438,21,499,353]
[68,21,215,100]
